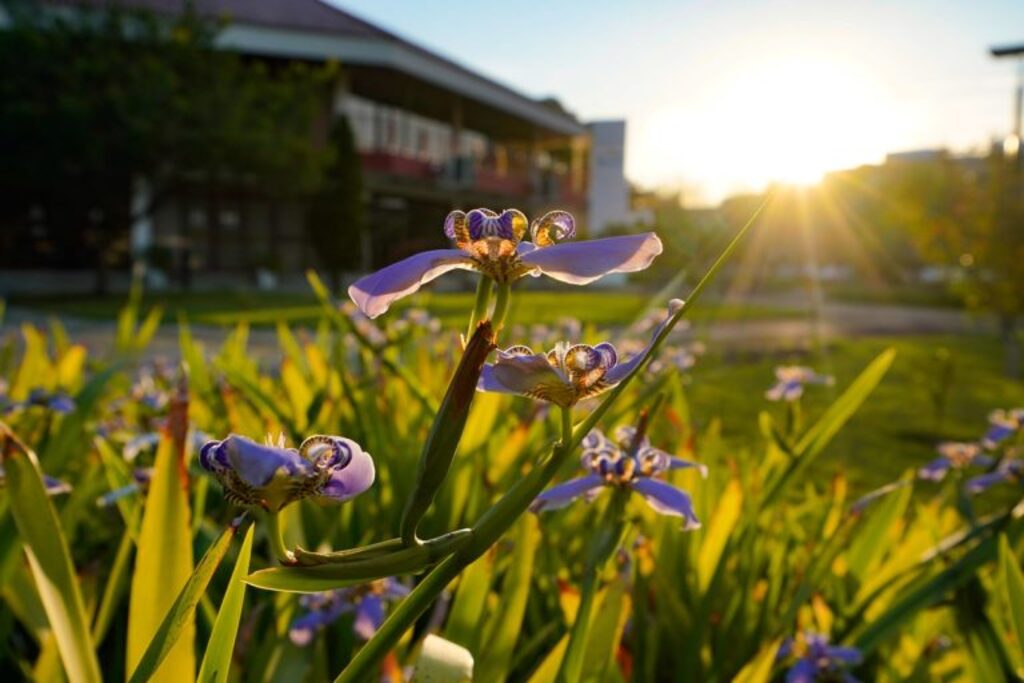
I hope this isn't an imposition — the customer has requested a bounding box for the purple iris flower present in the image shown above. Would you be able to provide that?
[199,434,375,512]
[982,408,1024,449]
[777,632,862,683]
[965,459,1023,494]
[289,578,410,646]
[530,426,706,529]
[766,366,834,402]
[348,208,663,318]
[479,300,682,407]
[918,442,994,482]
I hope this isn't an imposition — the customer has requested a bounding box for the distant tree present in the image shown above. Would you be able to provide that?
[0,0,329,292]
[305,115,365,290]
[889,148,1024,377]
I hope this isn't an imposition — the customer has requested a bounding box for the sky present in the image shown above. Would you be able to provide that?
[331,0,1024,204]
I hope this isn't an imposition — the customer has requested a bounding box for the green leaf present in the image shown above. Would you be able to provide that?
[444,549,496,652]
[844,474,913,579]
[697,478,743,593]
[732,639,782,683]
[763,348,896,507]
[11,324,54,398]
[128,521,245,683]
[0,424,102,683]
[198,524,255,683]
[135,306,165,351]
[178,316,212,396]
[245,531,472,593]
[91,527,134,647]
[581,579,630,682]
[127,430,195,682]
[853,516,1022,654]
[476,516,540,681]
[999,534,1024,659]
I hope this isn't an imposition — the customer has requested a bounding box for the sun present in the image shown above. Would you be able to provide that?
[633,56,895,200]
[726,58,890,185]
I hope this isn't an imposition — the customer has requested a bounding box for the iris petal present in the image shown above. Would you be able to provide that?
[966,469,1013,493]
[320,444,376,502]
[478,351,576,406]
[222,436,311,488]
[631,478,700,529]
[529,474,607,513]
[917,457,952,481]
[520,233,662,285]
[823,645,864,665]
[348,249,474,318]
[353,595,385,640]
[785,659,818,683]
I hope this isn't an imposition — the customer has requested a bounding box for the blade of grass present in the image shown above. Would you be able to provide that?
[0,423,102,683]
[128,520,247,683]
[127,413,195,681]
[197,524,255,683]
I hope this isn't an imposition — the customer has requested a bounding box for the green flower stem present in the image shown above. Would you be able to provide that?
[333,199,768,683]
[264,511,294,565]
[466,276,493,338]
[786,399,802,438]
[490,282,512,331]
[557,490,629,683]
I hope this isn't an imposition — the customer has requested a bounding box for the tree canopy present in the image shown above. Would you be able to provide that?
[0,0,331,285]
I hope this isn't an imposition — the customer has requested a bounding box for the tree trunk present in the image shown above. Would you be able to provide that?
[1000,314,1021,379]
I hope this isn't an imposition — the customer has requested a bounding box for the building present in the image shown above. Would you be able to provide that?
[3,0,633,289]
[587,120,630,235]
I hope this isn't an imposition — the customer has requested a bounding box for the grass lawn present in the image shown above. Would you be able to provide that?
[685,333,1024,495]
[7,288,808,328]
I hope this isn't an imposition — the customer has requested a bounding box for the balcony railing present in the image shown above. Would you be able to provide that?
[360,151,584,205]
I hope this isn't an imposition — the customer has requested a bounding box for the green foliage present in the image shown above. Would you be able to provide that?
[0,241,1022,680]
[0,1,328,280]
[197,524,254,683]
[305,115,366,286]
[0,426,102,683]
[127,427,195,681]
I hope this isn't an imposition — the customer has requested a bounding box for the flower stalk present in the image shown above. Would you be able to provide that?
[265,511,295,565]
[466,276,493,339]
[489,282,512,331]
[400,322,496,546]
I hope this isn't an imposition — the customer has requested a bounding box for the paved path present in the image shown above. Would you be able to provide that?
[0,299,996,360]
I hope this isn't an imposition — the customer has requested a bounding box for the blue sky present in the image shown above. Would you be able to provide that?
[331,0,1024,203]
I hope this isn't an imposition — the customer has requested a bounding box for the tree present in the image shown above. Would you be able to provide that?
[305,115,365,291]
[889,148,1024,377]
[0,0,329,291]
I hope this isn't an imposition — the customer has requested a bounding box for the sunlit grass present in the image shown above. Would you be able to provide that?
[9,289,809,328]
[688,334,1024,494]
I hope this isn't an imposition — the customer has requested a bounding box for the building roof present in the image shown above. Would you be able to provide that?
[47,0,585,136]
